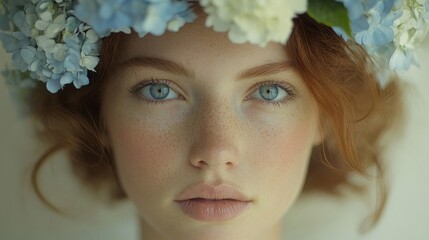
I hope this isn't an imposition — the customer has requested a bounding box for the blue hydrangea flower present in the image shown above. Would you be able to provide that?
[338,0,429,73]
[0,31,29,52]
[1,0,198,94]
[355,2,398,45]
[74,0,196,37]
[12,4,38,37]
[0,0,104,93]
[0,31,35,72]
[342,0,402,46]
[129,0,196,36]
[74,0,133,37]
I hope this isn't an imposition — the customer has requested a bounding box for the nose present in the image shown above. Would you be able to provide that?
[188,100,241,170]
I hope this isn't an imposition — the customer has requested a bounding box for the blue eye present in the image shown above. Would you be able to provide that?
[149,83,170,99]
[259,85,279,100]
[131,79,179,103]
[249,81,293,105]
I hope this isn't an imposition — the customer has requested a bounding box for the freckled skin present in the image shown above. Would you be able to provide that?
[101,14,322,240]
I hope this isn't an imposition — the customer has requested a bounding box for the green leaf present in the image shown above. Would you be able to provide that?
[307,0,352,37]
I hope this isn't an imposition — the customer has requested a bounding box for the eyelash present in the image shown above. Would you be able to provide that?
[128,78,297,107]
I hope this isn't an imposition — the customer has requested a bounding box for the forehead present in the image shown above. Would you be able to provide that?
[117,13,289,74]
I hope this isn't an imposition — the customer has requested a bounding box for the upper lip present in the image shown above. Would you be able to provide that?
[175,182,252,202]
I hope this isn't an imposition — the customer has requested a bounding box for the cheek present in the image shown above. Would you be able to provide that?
[268,123,313,183]
[108,117,185,201]
[248,104,316,169]
[249,111,316,208]
[259,132,312,177]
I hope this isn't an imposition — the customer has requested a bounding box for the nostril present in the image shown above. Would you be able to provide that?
[188,140,239,169]
[197,160,208,166]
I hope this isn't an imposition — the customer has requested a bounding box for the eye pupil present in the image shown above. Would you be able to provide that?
[150,84,169,99]
[260,85,279,100]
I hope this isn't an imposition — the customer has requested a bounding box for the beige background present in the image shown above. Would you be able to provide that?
[0,41,428,239]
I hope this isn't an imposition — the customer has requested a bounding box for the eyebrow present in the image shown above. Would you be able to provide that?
[238,60,293,79]
[118,56,292,80]
[120,56,195,78]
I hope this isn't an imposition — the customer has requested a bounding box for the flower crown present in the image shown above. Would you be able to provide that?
[0,0,428,94]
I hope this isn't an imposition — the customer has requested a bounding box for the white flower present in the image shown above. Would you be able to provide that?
[167,16,187,32]
[391,0,429,69]
[80,54,98,71]
[200,0,307,47]
[34,11,66,38]
[389,45,418,69]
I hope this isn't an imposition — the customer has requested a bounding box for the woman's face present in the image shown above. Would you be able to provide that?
[101,14,321,240]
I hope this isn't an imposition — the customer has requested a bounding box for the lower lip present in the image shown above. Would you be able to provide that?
[176,199,251,222]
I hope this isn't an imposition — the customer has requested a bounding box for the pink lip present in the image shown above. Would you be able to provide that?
[175,183,252,221]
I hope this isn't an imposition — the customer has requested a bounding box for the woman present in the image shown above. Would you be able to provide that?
[1,1,419,239]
